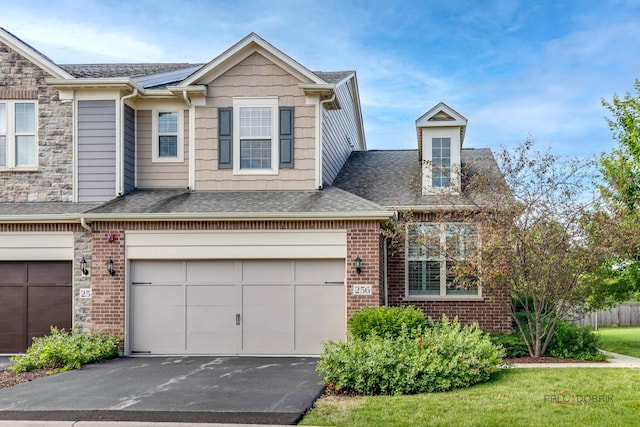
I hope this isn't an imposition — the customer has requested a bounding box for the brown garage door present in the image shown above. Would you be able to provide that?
[0,262,72,354]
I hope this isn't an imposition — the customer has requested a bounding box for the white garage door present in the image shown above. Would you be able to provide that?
[129,259,345,355]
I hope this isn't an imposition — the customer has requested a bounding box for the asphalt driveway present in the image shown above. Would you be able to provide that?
[0,356,323,425]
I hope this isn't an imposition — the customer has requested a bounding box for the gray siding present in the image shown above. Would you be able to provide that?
[322,79,362,185]
[77,100,116,202]
[123,104,136,194]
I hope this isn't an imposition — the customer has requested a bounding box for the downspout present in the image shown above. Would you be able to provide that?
[119,89,138,195]
[318,93,336,190]
[181,91,196,191]
[80,217,92,233]
[383,236,389,307]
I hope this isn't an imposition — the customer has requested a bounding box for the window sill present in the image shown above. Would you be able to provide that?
[0,167,38,172]
[151,157,184,164]
[233,168,279,176]
[404,295,484,302]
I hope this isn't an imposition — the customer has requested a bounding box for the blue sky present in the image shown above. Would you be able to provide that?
[3,0,640,158]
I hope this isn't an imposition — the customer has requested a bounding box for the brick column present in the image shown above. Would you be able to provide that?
[346,221,382,320]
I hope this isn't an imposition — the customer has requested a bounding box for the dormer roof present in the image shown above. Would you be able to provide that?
[416,102,468,161]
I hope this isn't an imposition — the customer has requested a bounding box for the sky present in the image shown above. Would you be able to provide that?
[3,0,640,159]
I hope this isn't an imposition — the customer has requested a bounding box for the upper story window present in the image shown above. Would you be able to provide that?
[233,97,278,174]
[431,137,451,187]
[239,106,273,169]
[406,222,480,299]
[0,100,38,169]
[152,109,184,163]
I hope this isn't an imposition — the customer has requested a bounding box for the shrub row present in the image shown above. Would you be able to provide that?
[318,314,504,395]
[10,327,119,374]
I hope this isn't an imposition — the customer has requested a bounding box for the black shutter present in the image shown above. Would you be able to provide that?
[218,107,233,169]
[279,106,294,169]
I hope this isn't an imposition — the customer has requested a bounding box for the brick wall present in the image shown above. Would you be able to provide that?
[386,213,511,332]
[0,42,74,202]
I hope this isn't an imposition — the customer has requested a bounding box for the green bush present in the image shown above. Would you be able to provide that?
[547,320,606,361]
[489,332,530,358]
[347,306,427,340]
[10,327,119,374]
[317,316,504,395]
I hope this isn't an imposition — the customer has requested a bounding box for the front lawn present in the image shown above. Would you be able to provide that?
[597,327,640,358]
[301,368,640,427]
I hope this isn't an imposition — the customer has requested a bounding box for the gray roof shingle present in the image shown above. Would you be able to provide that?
[85,186,388,217]
[59,63,205,79]
[0,202,101,216]
[313,71,354,84]
[332,148,502,209]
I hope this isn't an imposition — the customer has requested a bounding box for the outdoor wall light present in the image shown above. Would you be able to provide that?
[80,257,89,276]
[354,256,362,275]
[106,258,115,276]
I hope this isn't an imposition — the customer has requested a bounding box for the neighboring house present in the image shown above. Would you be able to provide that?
[0,29,510,356]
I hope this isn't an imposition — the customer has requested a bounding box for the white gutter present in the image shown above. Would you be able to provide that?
[80,210,392,222]
[317,93,337,190]
[181,91,196,190]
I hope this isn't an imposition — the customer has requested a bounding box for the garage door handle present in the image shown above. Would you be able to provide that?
[324,281,344,285]
[132,282,152,285]
[236,313,241,325]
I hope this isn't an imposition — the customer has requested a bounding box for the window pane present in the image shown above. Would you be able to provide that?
[408,224,440,259]
[0,136,5,166]
[445,224,477,260]
[239,107,271,138]
[445,261,478,295]
[16,135,36,166]
[408,261,441,295]
[240,139,271,169]
[0,103,6,133]
[432,137,451,187]
[159,135,178,157]
[15,103,35,133]
[158,112,178,133]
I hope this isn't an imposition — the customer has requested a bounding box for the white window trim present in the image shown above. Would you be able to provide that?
[0,100,39,171]
[151,108,184,163]
[232,97,279,175]
[422,129,461,195]
[404,222,483,301]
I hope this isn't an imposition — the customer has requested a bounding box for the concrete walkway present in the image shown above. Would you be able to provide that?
[509,351,640,368]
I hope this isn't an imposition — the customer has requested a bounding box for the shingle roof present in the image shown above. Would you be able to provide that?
[332,148,502,209]
[58,63,205,79]
[0,202,101,216]
[313,71,354,84]
[85,186,389,217]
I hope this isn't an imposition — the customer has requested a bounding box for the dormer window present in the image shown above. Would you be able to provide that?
[431,137,451,188]
[415,103,467,195]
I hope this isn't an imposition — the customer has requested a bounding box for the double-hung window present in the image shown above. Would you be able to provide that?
[407,222,480,298]
[0,100,38,168]
[152,109,184,162]
[431,137,451,187]
[233,97,278,174]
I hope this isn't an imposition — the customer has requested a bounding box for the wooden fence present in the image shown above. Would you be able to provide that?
[577,302,640,328]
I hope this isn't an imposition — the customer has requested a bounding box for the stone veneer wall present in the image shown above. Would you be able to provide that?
[88,219,383,339]
[0,42,73,202]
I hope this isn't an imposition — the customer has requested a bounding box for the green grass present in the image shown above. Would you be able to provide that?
[597,327,640,358]
[301,369,640,427]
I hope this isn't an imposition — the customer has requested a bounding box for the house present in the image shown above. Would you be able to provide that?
[0,29,510,356]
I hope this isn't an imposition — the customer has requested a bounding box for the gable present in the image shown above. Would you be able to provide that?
[0,28,73,79]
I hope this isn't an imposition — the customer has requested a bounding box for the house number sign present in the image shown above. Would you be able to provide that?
[353,285,372,296]
[79,288,92,299]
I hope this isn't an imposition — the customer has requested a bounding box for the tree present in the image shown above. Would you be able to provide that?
[466,140,606,357]
[594,80,640,306]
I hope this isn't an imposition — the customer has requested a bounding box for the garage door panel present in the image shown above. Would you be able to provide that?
[186,261,236,285]
[28,286,72,306]
[186,285,236,306]
[0,263,26,284]
[295,285,345,353]
[0,286,25,305]
[0,307,25,333]
[27,262,72,284]
[295,260,345,284]
[186,306,238,353]
[132,261,186,284]
[28,306,73,335]
[242,261,291,284]
[242,285,293,353]
[0,334,25,353]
